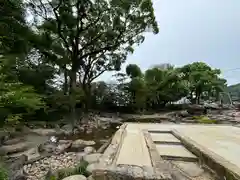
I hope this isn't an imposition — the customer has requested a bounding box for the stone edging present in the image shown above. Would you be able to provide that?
[92,124,175,180]
[142,130,203,180]
[142,130,172,180]
[172,130,240,180]
[92,124,127,179]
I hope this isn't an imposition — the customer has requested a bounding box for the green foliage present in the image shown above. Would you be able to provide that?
[228,83,240,101]
[0,0,29,54]
[126,64,142,78]
[180,62,226,104]
[193,116,217,124]
[0,0,229,120]
[0,56,45,124]
[27,0,159,112]
[145,67,189,107]
[47,161,88,180]
[0,165,8,180]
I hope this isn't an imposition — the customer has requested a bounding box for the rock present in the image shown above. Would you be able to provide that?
[172,161,204,177]
[7,155,28,170]
[6,155,28,180]
[204,102,220,110]
[3,138,24,146]
[178,110,189,117]
[62,175,87,180]
[9,147,41,162]
[11,168,27,180]
[0,142,29,155]
[84,146,96,154]
[71,139,95,149]
[76,152,86,161]
[25,148,41,161]
[187,105,205,115]
[31,129,58,136]
[38,142,56,153]
[61,124,73,135]
[56,141,72,153]
[59,140,72,144]
[86,163,98,174]
[83,153,101,164]
[97,139,111,153]
[87,176,94,180]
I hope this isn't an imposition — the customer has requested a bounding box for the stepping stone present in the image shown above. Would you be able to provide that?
[150,133,181,144]
[156,144,197,161]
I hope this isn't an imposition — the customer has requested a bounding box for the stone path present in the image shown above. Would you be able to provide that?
[94,123,240,180]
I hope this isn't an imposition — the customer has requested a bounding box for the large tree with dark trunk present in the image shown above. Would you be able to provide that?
[27,0,159,119]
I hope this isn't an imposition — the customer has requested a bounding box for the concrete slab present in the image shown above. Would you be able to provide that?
[156,144,197,160]
[116,130,152,166]
[150,133,181,143]
[93,123,240,180]
[124,123,240,179]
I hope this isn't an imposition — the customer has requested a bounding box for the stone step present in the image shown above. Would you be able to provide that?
[156,144,197,162]
[150,133,181,143]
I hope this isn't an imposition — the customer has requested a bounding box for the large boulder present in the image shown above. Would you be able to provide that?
[76,152,86,161]
[6,155,28,180]
[31,129,58,136]
[84,146,96,154]
[3,138,24,146]
[0,142,29,155]
[9,148,41,162]
[62,175,87,180]
[204,102,221,110]
[187,105,206,115]
[71,139,95,150]
[61,124,73,135]
[178,110,189,117]
[86,163,99,174]
[83,153,101,164]
[56,141,72,154]
[38,142,57,153]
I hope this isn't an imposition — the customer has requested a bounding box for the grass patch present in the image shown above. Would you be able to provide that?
[45,160,89,180]
[193,116,217,124]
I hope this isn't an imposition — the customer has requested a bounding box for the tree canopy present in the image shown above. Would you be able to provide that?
[0,0,229,126]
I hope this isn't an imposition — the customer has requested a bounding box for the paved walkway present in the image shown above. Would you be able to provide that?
[116,123,240,177]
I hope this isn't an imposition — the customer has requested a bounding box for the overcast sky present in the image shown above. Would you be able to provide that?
[99,0,240,85]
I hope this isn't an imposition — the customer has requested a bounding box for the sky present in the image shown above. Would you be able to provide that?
[99,0,240,85]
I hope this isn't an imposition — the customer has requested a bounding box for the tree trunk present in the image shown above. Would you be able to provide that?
[69,67,77,127]
[63,65,68,95]
[82,83,92,112]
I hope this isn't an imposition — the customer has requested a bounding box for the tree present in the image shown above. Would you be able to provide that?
[180,62,226,104]
[0,56,45,125]
[145,66,188,108]
[125,64,146,111]
[27,0,159,116]
[126,64,142,78]
[0,0,29,54]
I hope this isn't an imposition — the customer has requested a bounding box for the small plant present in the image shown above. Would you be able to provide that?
[47,160,89,180]
[0,165,8,180]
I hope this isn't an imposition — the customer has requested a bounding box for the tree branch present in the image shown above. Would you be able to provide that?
[49,0,72,56]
